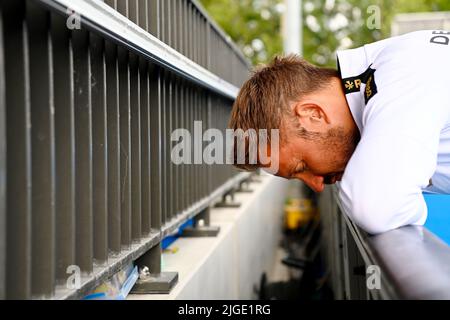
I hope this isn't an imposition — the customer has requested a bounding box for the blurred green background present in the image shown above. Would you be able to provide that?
[199,0,450,67]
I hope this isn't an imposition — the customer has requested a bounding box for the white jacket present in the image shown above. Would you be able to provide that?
[336,30,450,234]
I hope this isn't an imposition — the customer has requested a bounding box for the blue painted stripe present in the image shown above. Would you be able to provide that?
[424,194,450,245]
[161,218,194,250]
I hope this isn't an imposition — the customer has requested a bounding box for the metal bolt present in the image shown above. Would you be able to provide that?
[139,266,151,280]
[197,219,205,228]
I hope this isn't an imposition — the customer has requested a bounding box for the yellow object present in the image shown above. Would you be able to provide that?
[163,246,179,254]
[284,198,316,230]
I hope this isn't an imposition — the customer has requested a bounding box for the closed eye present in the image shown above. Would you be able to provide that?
[290,162,306,178]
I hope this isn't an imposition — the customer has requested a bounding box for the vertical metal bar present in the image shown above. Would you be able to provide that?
[206,93,210,195]
[147,0,157,230]
[128,0,138,24]
[165,71,171,221]
[200,14,204,68]
[216,32,220,77]
[149,64,161,230]
[105,41,121,253]
[192,6,196,64]
[167,72,173,220]
[0,2,5,300]
[199,16,203,68]
[178,0,183,57]
[4,0,32,299]
[159,69,166,224]
[147,1,161,230]
[192,87,197,202]
[166,0,171,47]
[138,0,148,31]
[171,0,176,51]
[27,2,55,298]
[104,0,117,10]
[220,37,225,81]
[210,94,215,190]
[209,26,213,74]
[182,0,188,59]
[90,33,108,264]
[203,93,207,198]
[195,9,199,65]
[201,92,206,198]
[130,53,142,241]
[173,75,178,216]
[199,14,205,67]
[198,88,203,199]
[185,83,189,207]
[52,11,76,286]
[182,80,188,210]
[192,86,197,202]
[159,0,165,43]
[174,76,180,215]
[188,84,193,206]
[211,29,216,75]
[140,58,151,235]
[163,71,169,222]
[187,2,192,61]
[195,88,200,201]
[183,81,188,210]
[148,0,159,38]
[73,28,93,273]
[194,5,198,64]
[117,0,128,18]
[203,18,207,68]
[118,47,131,247]
[207,92,212,195]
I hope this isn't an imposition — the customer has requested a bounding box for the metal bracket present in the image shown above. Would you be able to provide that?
[248,172,263,183]
[181,225,220,237]
[214,189,241,208]
[131,267,178,294]
[180,207,220,237]
[131,245,178,294]
[236,180,253,193]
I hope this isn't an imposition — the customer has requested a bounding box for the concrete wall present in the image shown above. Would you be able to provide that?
[128,174,289,300]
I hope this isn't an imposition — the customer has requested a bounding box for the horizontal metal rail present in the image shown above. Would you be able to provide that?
[36,0,241,99]
[320,185,450,300]
[190,0,250,69]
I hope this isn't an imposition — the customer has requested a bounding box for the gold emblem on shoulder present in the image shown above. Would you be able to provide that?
[345,80,354,90]
[365,76,372,98]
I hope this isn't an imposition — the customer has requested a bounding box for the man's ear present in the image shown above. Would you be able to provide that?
[292,101,327,130]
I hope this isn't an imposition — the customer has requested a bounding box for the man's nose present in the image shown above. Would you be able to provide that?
[299,174,325,193]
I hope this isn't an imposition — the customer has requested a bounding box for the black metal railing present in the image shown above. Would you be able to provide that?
[319,186,450,300]
[0,0,251,299]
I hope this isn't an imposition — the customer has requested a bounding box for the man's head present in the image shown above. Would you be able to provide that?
[228,54,360,192]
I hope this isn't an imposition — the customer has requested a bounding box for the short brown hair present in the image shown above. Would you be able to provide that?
[228,54,339,171]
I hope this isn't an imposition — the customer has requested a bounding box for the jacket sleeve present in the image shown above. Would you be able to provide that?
[338,134,434,235]
[338,46,450,234]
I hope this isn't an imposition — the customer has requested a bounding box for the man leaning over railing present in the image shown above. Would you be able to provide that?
[228,30,450,235]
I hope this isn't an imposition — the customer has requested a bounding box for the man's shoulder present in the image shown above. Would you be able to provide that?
[369,30,450,67]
